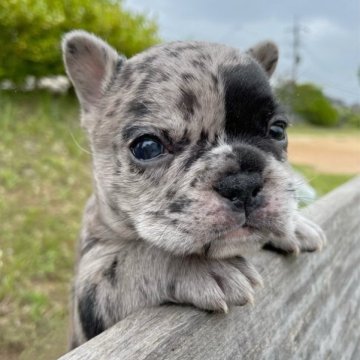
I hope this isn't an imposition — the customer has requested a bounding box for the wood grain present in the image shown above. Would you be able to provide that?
[60,176,360,360]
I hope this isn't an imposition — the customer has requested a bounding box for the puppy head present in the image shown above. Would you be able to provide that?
[63,31,296,258]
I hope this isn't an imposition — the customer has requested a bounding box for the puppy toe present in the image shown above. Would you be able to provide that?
[211,261,257,306]
[295,215,326,252]
[227,256,264,287]
[174,269,228,313]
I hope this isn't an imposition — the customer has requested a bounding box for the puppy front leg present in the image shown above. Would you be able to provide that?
[70,242,263,347]
[71,241,173,347]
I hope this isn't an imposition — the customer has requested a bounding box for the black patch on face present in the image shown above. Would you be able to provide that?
[114,98,121,108]
[103,257,118,286]
[174,44,198,52]
[78,284,104,340]
[171,129,191,153]
[167,279,176,299]
[135,67,169,98]
[106,57,125,92]
[127,99,153,118]
[147,210,165,217]
[120,63,133,89]
[105,109,116,117]
[245,136,284,161]
[199,53,211,62]
[183,130,209,169]
[81,237,100,256]
[136,73,154,97]
[232,145,266,173]
[166,49,180,58]
[190,178,198,187]
[168,196,192,213]
[166,189,177,199]
[122,125,144,142]
[145,55,158,64]
[112,141,118,154]
[178,87,200,121]
[128,162,145,175]
[158,72,170,82]
[203,243,211,257]
[116,57,125,71]
[181,73,196,82]
[221,62,277,138]
[211,73,219,88]
[191,59,206,70]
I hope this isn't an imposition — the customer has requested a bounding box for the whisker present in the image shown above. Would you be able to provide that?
[68,129,93,155]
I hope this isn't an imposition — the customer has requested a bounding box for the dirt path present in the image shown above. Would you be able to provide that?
[288,135,360,174]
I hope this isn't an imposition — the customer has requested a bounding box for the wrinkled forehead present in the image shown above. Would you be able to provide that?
[115,41,277,142]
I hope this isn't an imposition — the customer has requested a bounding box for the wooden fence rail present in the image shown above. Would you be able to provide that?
[60,176,360,360]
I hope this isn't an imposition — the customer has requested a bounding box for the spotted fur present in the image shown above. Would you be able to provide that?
[62,30,326,348]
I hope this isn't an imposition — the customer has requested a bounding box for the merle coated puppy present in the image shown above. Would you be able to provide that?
[62,30,326,348]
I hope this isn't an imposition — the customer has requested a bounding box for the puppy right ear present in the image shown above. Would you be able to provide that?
[62,30,124,111]
[246,41,279,77]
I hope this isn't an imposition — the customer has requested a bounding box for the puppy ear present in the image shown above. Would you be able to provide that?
[246,41,279,77]
[62,30,123,111]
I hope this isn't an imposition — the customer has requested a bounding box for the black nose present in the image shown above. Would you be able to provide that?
[214,172,264,215]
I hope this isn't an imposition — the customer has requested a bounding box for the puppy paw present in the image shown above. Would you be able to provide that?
[293,213,326,252]
[264,214,326,255]
[171,256,262,312]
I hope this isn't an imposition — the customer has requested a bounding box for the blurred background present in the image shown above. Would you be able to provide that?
[0,0,359,359]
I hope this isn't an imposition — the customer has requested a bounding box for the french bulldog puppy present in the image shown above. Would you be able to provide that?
[62,30,326,349]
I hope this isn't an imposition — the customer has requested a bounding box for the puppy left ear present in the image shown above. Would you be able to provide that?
[62,30,123,112]
[246,41,279,77]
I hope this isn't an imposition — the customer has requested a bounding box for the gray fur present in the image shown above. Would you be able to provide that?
[62,30,325,348]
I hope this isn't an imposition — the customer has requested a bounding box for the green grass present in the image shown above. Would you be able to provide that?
[293,164,354,198]
[0,91,91,359]
[287,123,360,136]
[0,91,355,359]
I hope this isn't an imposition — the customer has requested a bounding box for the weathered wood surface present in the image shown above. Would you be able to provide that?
[60,176,360,360]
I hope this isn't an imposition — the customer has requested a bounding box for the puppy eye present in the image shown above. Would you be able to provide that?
[269,121,286,141]
[131,135,165,160]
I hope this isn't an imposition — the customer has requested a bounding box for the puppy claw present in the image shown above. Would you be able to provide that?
[172,257,260,313]
[247,292,255,306]
[221,302,229,314]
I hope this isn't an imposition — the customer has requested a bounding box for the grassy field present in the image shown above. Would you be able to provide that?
[0,91,91,359]
[0,91,357,359]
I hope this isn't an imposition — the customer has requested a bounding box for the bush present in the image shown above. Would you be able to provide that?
[276,82,339,127]
[339,107,360,128]
[0,0,160,83]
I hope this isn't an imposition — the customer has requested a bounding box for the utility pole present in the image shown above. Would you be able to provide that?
[291,16,301,84]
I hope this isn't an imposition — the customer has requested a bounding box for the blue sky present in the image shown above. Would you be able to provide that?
[126,0,360,105]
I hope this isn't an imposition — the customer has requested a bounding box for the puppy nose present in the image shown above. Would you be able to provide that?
[213,173,264,215]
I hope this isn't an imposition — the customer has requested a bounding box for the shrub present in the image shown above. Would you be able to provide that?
[276,82,339,127]
[0,0,160,83]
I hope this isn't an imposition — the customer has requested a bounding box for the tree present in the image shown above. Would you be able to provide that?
[276,82,339,127]
[0,0,160,83]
